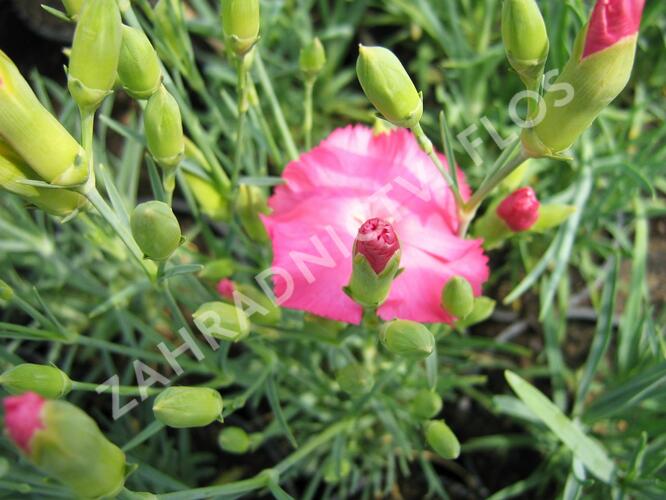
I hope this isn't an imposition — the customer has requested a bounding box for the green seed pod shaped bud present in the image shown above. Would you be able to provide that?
[0,279,13,302]
[441,276,475,319]
[153,386,223,428]
[67,0,122,112]
[0,364,72,399]
[346,218,401,308]
[118,25,162,100]
[218,426,250,454]
[236,184,270,243]
[0,141,88,216]
[455,297,496,329]
[322,458,352,484]
[4,394,126,498]
[356,45,422,128]
[410,389,443,420]
[425,419,461,460]
[221,0,260,57]
[61,0,84,18]
[130,201,182,261]
[200,258,235,281]
[144,85,185,169]
[234,283,281,326]
[0,51,86,186]
[299,37,326,79]
[335,363,374,395]
[379,320,435,360]
[531,204,576,233]
[183,137,230,221]
[193,301,251,343]
[501,0,549,85]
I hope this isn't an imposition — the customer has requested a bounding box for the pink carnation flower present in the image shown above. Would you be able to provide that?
[261,125,489,324]
[583,0,645,59]
[3,392,45,454]
[217,278,235,300]
[497,187,540,232]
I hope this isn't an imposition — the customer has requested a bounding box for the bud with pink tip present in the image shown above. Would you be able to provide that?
[497,187,540,232]
[345,218,402,308]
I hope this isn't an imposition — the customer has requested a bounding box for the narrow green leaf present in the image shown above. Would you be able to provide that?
[266,375,298,448]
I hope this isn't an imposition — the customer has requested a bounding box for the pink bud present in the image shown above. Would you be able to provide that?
[497,187,540,232]
[217,279,235,300]
[3,392,45,454]
[583,0,645,59]
[354,218,400,274]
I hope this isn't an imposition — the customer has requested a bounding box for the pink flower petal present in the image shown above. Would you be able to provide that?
[583,0,645,59]
[3,392,45,454]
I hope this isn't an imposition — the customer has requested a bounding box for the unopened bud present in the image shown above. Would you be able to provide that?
[379,320,435,360]
[356,45,422,128]
[221,0,261,57]
[218,426,250,454]
[144,85,184,169]
[130,201,182,261]
[441,276,475,319]
[153,386,223,428]
[118,25,162,100]
[0,364,71,399]
[531,204,576,232]
[501,0,549,84]
[323,458,352,484]
[335,363,373,395]
[236,184,269,243]
[218,280,281,326]
[300,37,326,79]
[0,279,13,302]
[0,51,86,186]
[3,393,126,498]
[455,296,496,329]
[425,419,460,459]
[497,187,540,232]
[410,389,443,420]
[67,0,122,111]
[193,301,250,342]
[183,137,231,221]
[200,258,235,281]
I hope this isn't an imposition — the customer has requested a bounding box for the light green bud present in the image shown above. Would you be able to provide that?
[236,184,269,243]
[68,0,122,112]
[501,0,549,84]
[32,400,126,498]
[425,419,460,460]
[153,386,223,428]
[299,37,326,78]
[0,51,86,186]
[61,0,84,18]
[193,301,250,342]
[221,0,260,57]
[356,45,422,128]
[531,204,576,232]
[118,25,162,100]
[0,279,13,302]
[455,297,496,329]
[235,283,281,326]
[410,389,443,420]
[335,363,373,395]
[130,201,182,261]
[441,276,475,319]
[183,137,230,221]
[379,320,435,360]
[144,85,184,169]
[323,458,352,484]
[199,258,235,281]
[0,364,72,399]
[218,426,250,454]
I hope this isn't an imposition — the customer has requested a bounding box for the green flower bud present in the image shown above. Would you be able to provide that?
[183,137,230,221]
[379,320,435,360]
[193,301,250,342]
[303,314,346,344]
[221,0,260,57]
[335,363,373,395]
[218,426,250,454]
[441,276,475,319]
[153,386,223,428]
[0,51,86,186]
[322,458,352,484]
[61,0,83,18]
[235,283,281,326]
[67,0,122,112]
[144,85,184,169]
[501,0,549,85]
[0,140,87,216]
[200,258,235,281]
[130,201,182,261]
[0,279,13,302]
[425,419,460,460]
[356,45,422,128]
[118,25,162,100]
[455,297,496,329]
[531,204,576,232]
[410,389,443,420]
[153,0,195,76]
[299,37,326,79]
[236,184,269,243]
[0,364,72,399]
[472,205,511,250]
[32,400,126,498]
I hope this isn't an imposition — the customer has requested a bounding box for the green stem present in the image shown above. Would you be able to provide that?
[303,78,315,150]
[70,380,161,397]
[232,55,249,188]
